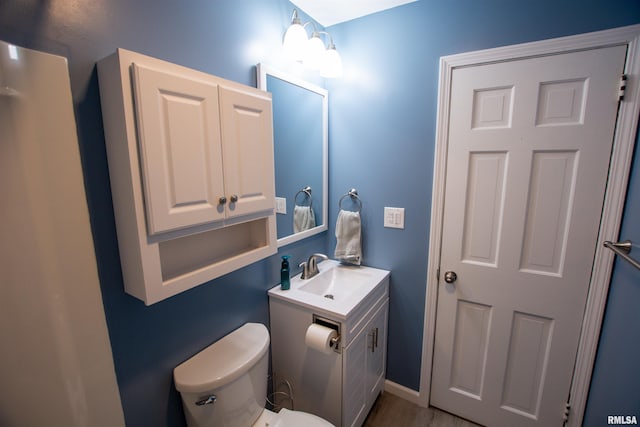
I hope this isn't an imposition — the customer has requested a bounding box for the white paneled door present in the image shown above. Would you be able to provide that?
[431,45,627,426]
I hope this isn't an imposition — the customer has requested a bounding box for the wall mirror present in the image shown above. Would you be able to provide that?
[257,64,328,247]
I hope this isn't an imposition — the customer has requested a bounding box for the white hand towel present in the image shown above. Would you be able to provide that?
[293,205,316,233]
[334,209,362,265]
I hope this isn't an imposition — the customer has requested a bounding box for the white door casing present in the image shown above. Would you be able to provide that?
[418,24,640,427]
[430,45,626,427]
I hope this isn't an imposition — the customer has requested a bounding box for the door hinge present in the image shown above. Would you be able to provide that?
[619,74,628,101]
[562,401,571,423]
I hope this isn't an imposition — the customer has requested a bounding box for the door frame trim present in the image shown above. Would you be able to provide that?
[419,24,640,427]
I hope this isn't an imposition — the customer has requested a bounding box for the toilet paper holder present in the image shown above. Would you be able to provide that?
[312,314,342,353]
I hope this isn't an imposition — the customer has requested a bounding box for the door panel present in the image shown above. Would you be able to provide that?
[520,150,576,276]
[462,152,507,266]
[431,45,627,427]
[449,300,492,399]
[500,311,553,417]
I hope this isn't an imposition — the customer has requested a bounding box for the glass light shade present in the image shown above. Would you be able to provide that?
[320,47,343,78]
[304,35,326,70]
[283,23,308,62]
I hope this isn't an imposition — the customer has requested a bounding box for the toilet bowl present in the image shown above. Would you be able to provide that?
[173,322,334,427]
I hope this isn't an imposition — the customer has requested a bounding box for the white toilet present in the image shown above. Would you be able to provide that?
[173,322,334,427]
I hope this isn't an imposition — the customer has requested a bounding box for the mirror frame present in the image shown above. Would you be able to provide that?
[257,63,329,247]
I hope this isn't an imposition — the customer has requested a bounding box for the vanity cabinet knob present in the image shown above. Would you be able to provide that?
[219,196,227,205]
[230,194,238,203]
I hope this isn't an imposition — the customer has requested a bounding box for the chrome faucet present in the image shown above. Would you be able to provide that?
[299,253,329,279]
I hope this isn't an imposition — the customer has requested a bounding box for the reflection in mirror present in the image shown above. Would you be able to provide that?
[257,64,328,247]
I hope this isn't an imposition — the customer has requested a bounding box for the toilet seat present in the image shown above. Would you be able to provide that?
[253,408,334,427]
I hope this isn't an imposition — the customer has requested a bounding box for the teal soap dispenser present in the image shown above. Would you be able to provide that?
[280,255,291,290]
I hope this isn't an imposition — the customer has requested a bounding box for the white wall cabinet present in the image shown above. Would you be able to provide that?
[98,49,277,305]
[269,271,389,427]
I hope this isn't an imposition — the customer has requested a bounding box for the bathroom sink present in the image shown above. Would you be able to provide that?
[299,267,371,299]
[268,259,390,318]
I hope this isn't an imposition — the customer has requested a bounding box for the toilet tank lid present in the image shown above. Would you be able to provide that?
[173,323,270,393]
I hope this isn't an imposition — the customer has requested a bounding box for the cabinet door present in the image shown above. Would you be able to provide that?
[343,328,368,427]
[219,86,275,218]
[132,63,225,235]
[366,304,388,400]
[343,302,388,427]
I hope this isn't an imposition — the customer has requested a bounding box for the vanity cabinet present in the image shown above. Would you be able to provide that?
[98,48,277,305]
[268,265,389,427]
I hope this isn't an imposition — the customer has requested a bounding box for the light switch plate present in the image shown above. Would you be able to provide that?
[275,197,287,214]
[384,207,405,229]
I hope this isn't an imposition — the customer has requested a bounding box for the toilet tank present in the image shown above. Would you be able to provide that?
[174,323,270,427]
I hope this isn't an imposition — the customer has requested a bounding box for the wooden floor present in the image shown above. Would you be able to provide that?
[363,392,482,427]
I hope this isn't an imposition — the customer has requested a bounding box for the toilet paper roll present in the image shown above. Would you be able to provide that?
[305,324,338,354]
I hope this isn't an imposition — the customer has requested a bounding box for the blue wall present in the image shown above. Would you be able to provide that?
[1,0,639,425]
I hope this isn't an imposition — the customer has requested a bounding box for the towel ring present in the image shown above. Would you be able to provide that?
[338,188,362,213]
[294,186,313,208]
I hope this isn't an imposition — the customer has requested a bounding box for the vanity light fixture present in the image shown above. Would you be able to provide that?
[320,37,343,78]
[282,9,307,61]
[282,9,343,78]
[304,30,326,70]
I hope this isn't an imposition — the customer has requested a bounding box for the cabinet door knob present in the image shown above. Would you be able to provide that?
[230,194,238,203]
[219,196,227,205]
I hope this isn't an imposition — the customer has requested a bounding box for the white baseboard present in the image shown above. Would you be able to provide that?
[383,380,425,407]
